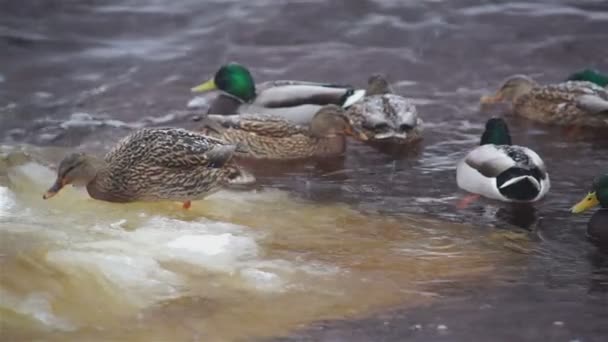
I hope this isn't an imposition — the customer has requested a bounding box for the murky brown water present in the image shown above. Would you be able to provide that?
[1,0,608,341]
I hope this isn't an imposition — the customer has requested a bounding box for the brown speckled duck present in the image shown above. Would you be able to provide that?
[481,75,608,127]
[43,128,253,209]
[198,105,367,160]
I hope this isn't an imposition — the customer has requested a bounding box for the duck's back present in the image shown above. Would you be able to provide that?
[516,81,608,126]
[96,128,237,202]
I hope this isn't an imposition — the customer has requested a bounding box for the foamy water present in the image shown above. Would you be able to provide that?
[0,147,526,341]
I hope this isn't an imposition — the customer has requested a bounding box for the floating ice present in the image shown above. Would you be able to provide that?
[0,186,15,218]
[0,291,76,331]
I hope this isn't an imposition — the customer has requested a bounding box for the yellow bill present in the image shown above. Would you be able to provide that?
[191,79,217,93]
[571,191,600,214]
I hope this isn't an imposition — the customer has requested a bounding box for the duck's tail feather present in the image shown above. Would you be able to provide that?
[499,175,541,191]
[342,89,366,108]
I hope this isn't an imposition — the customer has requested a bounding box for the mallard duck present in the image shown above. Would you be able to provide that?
[345,74,423,144]
[480,75,608,127]
[571,174,608,245]
[456,118,550,202]
[198,105,367,160]
[567,69,608,87]
[42,128,253,209]
[191,63,365,124]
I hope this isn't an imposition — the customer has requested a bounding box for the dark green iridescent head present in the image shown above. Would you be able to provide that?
[192,63,256,102]
[566,69,608,87]
[480,118,512,145]
[593,174,608,208]
[214,63,256,102]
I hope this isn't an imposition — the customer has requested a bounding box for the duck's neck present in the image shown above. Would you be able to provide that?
[84,160,130,203]
[314,135,346,156]
[598,188,608,208]
[481,128,512,145]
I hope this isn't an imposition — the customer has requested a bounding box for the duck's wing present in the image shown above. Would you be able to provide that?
[106,128,237,169]
[512,146,548,178]
[256,80,353,92]
[205,114,307,138]
[576,94,608,114]
[255,81,364,108]
[464,144,516,178]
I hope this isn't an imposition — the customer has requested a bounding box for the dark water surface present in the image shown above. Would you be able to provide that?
[1,0,608,341]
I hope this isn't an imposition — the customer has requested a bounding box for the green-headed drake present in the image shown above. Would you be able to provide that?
[43,128,254,209]
[566,69,608,87]
[481,75,608,127]
[191,63,365,124]
[198,105,367,160]
[571,174,608,245]
[456,118,550,203]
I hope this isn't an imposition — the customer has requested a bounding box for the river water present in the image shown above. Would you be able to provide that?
[1,0,607,341]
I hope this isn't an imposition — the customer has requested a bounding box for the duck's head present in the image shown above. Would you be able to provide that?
[366,74,392,96]
[480,118,512,145]
[481,75,537,105]
[566,69,608,87]
[191,63,256,102]
[571,174,608,214]
[311,105,367,141]
[43,153,98,199]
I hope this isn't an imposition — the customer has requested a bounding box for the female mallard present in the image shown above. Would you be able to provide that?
[480,75,608,127]
[198,105,367,160]
[456,118,550,202]
[42,128,253,209]
[566,69,608,87]
[571,174,608,245]
[345,74,423,144]
[191,63,365,124]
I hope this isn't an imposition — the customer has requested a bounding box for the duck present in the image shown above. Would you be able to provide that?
[191,62,366,124]
[197,105,367,160]
[345,74,423,144]
[566,69,608,87]
[456,118,550,203]
[42,128,254,209]
[480,74,608,127]
[571,173,608,246]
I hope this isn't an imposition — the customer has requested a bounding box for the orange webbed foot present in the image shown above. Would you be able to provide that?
[456,194,481,209]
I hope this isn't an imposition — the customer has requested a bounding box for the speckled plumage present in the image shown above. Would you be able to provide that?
[515,81,608,126]
[485,76,608,127]
[345,75,423,144]
[82,128,250,203]
[198,113,348,160]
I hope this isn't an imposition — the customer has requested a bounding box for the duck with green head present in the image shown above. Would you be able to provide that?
[481,74,608,127]
[191,63,366,124]
[566,69,608,87]
[571,174,608,245]
[456,118,550,203]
